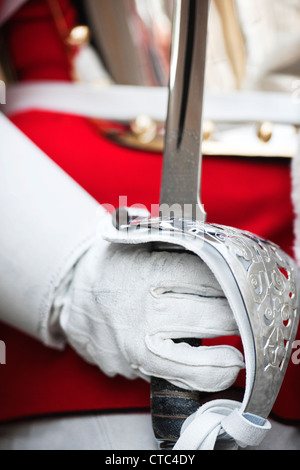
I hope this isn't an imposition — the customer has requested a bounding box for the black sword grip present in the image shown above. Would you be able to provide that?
[151,338,202,449]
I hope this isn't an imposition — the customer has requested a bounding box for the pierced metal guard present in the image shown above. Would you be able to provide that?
[112,216,300,448]
[112,0,300,449]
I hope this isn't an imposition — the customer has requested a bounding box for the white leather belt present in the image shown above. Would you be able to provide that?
[2,82,299,159]
[3,82,300,126]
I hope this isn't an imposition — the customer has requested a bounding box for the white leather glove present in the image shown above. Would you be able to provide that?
[0,114,243,393]
[60,239,245,393]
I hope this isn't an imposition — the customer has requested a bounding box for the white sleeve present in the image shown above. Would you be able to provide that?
[0,112,109,348]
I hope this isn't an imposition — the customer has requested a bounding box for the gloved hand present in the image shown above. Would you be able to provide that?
[59,240,244,393]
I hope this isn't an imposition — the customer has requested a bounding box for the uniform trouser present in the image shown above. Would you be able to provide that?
[0,414,299,450]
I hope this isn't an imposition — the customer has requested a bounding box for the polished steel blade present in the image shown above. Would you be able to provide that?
[160,0,209,222]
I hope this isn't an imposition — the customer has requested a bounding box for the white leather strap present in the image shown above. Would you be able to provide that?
[4,83,168,123]
[3,82,300,126]
[173,399,271,450]
[222,409,271,447]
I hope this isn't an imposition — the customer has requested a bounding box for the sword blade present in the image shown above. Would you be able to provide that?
[160,0,209,222]
[151,1,211,449]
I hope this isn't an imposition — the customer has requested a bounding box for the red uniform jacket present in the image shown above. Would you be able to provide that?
[0,0,299,424]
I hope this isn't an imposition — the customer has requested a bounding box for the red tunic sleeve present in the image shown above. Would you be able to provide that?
[4,0,76,81]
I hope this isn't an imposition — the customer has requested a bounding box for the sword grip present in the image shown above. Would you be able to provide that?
[151,338,202,449]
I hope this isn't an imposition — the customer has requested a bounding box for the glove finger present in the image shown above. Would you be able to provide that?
[144,334,244,392]
[152,250,225,297]
[150,291,239,337]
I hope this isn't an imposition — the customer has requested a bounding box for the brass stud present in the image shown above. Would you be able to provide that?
[67,26,91,47]
[258,122,273,143]
[130,115,158,144]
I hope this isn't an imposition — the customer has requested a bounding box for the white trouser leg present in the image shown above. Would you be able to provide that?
[0,413,158,450]
[0,414,299,450]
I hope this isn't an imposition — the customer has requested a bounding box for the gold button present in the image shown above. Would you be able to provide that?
[130,115,158,144]
[67,26,91,46]
[258,122,273,143]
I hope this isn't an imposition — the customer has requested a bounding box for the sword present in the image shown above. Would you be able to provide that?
[150,0,209,449]
[112,0,299,451]
[113,2,209,447]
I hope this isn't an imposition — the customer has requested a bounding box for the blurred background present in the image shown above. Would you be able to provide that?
[79,0,300,93]
[2,0,300,157]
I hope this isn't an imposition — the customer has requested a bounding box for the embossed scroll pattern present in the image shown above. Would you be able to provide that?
[182,221,298,374]
[137,217,299,415]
